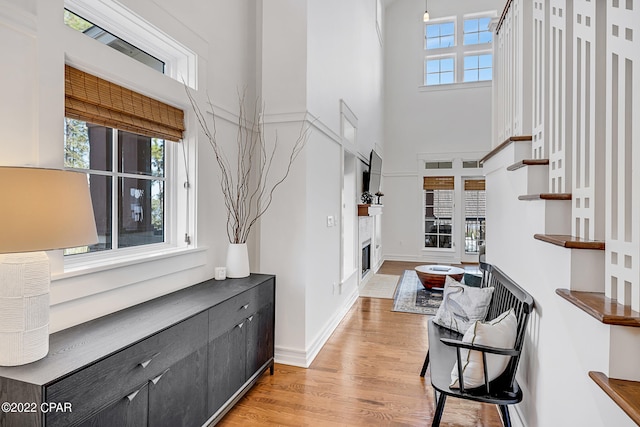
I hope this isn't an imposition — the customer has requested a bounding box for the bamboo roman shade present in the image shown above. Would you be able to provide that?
[464,179,486,191]
[423,176,455,190]
[65,65,184,141]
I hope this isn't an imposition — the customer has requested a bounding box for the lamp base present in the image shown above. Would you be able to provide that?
[0,252,50,366]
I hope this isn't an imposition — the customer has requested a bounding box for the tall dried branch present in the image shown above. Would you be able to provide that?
[185,86,312,244]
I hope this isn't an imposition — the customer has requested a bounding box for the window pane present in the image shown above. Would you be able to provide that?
[479,68,493,81]
[426,73,440,85]
[66,174,113,255]
[426,60,440,73]
[118,177,164,248]
[425,234,438,247]
[441,72,454,84]
[464,34,477,45]
[426,38,440,49]
[479,54,493,68]
[64,119,113,171]
[479,17,492,31]
[64,9,165,73]
[441,23,455,36]
[464,70,479,82]
[464,19,478,33]
[118,131,164,177]
[479,32,493,44]
[426,25,440,38]
[464,55,478,69]
[441,35,454,47]
[441,58,454,71]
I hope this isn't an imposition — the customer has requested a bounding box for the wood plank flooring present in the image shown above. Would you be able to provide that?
[218,262,502,426]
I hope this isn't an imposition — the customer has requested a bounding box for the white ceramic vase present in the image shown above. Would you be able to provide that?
[226,243,250,278]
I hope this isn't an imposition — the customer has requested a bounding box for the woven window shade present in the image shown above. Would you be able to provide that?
[464,179,486,191]
[423,176,455,190]
[65,65,184,142]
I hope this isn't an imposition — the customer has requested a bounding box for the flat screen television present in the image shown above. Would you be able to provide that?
[367,150,382,195]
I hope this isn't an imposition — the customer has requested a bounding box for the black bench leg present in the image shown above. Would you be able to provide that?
[431,392,446,427]
[420,350,430,377]
[499,405,512,427]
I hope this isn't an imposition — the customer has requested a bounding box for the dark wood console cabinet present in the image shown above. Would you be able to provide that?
[0,274,275,427]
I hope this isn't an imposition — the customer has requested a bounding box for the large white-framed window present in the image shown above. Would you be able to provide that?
[64,119,169,255]
[422,12,496,87]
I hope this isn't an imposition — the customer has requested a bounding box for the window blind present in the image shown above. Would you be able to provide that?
[423,176,455,190]
[65,65,184,142]
[464,179,486,191]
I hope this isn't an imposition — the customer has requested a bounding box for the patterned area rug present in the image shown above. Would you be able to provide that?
[392,270,443,315]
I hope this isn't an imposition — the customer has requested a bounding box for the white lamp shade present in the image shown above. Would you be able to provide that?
[0,167,98,253]
[423,11,430,22]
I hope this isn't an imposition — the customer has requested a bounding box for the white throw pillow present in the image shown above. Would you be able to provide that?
[450,308,518,389]
[432,276,494,334]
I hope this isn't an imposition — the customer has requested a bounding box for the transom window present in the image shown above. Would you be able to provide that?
[64,119,166,255]
[463,17,493,45]
[425,57,455,86]
[425,21,455,49]
[464,54,493,82]
[64,9,165,73]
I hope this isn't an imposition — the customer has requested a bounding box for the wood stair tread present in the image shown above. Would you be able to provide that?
[480,135,532,164]
[589,371,640,425]
[507,159,550,171]
[518,193,572,201]
[534,234,605,250]
[556,289,640,327]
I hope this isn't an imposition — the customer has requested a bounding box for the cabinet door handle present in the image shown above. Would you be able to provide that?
[247,315,254,322]
[139,352,160,368]
[241,304,249,310]
[237,322,245,329]
[151,368,170,385]
[126,384,146,403]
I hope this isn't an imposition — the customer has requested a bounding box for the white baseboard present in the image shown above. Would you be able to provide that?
[274,286,359,368]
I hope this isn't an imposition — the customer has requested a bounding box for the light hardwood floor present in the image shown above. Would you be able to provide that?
[218,261,502,426]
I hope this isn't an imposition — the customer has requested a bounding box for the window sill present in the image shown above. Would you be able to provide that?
[54,245,207,281]
[419,80,491,93]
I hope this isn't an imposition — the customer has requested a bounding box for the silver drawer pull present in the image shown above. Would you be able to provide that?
[241,304,249,310]
[126,386,144,402]
[237,322,245,329]
[248,315,254,322]
[151,368,170,385]
[139,352,160,369]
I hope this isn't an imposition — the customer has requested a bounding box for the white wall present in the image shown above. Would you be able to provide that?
[382,0,503,263]
[257,0,384,367]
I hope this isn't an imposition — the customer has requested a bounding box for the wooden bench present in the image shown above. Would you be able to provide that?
[419,262,534,427]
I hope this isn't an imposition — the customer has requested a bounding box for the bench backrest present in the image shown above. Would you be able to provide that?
[479,262,534,389]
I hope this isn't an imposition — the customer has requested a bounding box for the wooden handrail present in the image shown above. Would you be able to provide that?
[518,193,572,201]
[480,135,532,164]
[496,0,515,35]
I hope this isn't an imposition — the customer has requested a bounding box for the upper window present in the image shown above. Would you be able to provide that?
[464,54,493,82]
[463,17,493,45]
[64,9,165,73]
[425,57,455,86]
[425,21,455,49]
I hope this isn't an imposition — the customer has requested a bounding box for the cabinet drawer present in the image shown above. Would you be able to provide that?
[208,281,274,340]
[46,312,208,426]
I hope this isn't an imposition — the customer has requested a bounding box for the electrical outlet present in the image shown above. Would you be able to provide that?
[327,216,335,227]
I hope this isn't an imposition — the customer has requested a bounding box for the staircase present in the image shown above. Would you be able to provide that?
[486,1,640,425]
